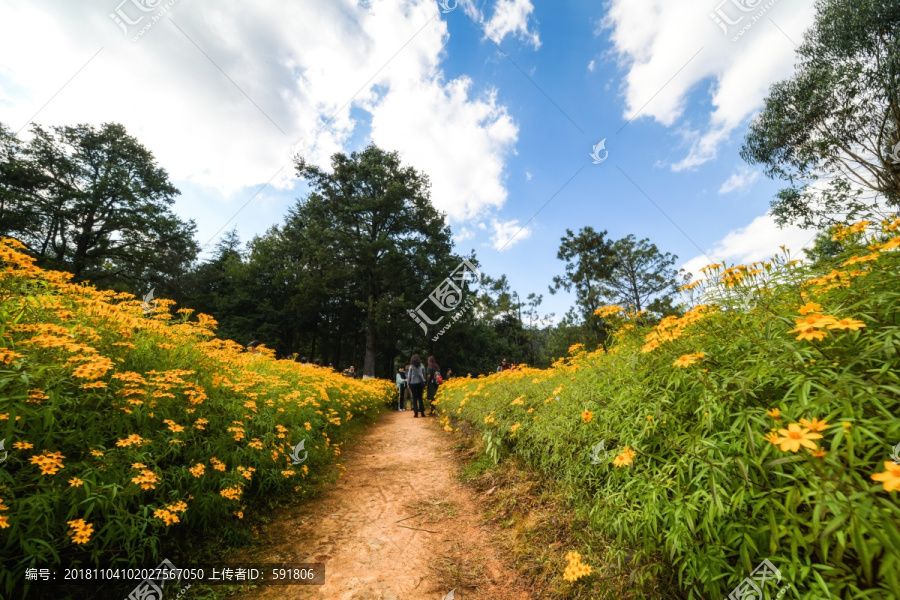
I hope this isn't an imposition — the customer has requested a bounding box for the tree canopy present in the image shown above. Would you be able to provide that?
[741,0,900,228]
[0,122,198,295]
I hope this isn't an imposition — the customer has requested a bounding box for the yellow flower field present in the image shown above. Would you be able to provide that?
[435,220,900,599]
[0,238,394,596]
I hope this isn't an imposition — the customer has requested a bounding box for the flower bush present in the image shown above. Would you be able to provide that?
[0,239,394,596]
[435,219,900,599]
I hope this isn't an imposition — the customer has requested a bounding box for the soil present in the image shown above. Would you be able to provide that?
[233,410,535,600]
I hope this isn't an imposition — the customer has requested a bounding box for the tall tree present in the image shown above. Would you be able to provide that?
[0,122,198,294]
[549,227,616,343]
[294,145,453,377]
[741,0,900,228]
[597,235,684,317]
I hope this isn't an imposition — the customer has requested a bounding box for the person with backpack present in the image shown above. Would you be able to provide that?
[407,355,427,418]
[395,366,408,411]
[425,355,442,416]
[497,358,509,372]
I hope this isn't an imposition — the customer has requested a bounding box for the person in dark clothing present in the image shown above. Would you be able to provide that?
[425,355,441,416]
[395,367,408,411]
[407,354,426,417]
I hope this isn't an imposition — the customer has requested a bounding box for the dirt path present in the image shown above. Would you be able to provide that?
[235,411,534,600]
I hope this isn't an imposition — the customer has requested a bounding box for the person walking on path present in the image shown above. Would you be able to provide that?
[395,367,408,411]
[407,355,427,418]
[425,355,441,417]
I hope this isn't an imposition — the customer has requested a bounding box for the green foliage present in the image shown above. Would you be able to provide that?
[0,121,199,296]
[0,241,394,598]
[550,227,617,346]
[741,0,900,228]
[435,219,900,599]
[550,228,686,352]
[598,234,686,317]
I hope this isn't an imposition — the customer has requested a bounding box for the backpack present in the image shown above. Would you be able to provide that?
[435,371,443,385]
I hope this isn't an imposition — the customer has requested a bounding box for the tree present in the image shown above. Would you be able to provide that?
[741,0,900,229]
[294,144,454,377]
[549,227,617,344]
[0,122,198,294]
[598,235,684,318]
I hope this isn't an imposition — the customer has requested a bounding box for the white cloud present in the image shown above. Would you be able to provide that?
[588,59,596,72]
[490,218,531,251]
[719,166,759,194]
[463,0,540,49]
[0,0,519,227]
[454,226,475,243]
[525,170,532,181]
[602,0,817,169]
[680,213,815,278]
[368,79,517,221]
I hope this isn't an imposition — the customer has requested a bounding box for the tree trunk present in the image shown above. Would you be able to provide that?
[363,294,376,377]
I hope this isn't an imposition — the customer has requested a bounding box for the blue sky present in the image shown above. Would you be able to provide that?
[0,0,819,321]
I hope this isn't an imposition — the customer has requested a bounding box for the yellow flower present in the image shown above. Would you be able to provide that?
[795,329,828,342]
[163,419,184,433]
[842,422,852,429]
[878,237,900,251]
[811,446,826,459]
[131,469,160,490]
[613,446,636,467]
[220,486,243,501]
[12,441,33,450]
[132,462,146,470]
[116,434,146,448]
[673,352,705,368]
[871,462,900,492]
[826,318,866,331]
[798,302,823,315]
[154,508,180,526]
[766,408,780,419]
[798,417,829,432]
[29,451,65,475]
[593,305,624,318]
[581,411,593,423]
[562,551,594,582]
[189,463,205,478]
[510,422,521,432]
[67,519,94,544]
[772,423,823,453]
